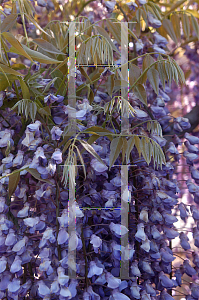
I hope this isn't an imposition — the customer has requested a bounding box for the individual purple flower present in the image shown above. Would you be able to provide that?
[7,278,20,293]
[159,271,175,288]
[0,257,7,273]
[46,159,56,176]
[38,281,50,297]
[135,223,147,241]
[90,234,102,253]
[148,12,162,28]
[51,126,63,140]
[130,282,141,299]
[58,228,69,245]
[178,203,189,220]
[44,93,64,105]
[27,120,41,132]
[10,256,22,274]
[37,0,47,7]
[109,222,128,237]
[179,232,191,250]
[105,0,116,12]
[12,237,28,252]
[185,141,199,154]
[183,260,197,277]
[185,132,199,144]
[191,283,199,298]
[17,203,30,218]
[0,129,13,148]
[13,150,24,167]
[154,32,168,47]
[191,205,199,220]
[51,148,62,164]
[87,261,103,278]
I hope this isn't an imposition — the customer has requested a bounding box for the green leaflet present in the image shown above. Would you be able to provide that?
[190,15,199,40]
[181,13,190,40]
[0,63,22,77]
[134,84,147,105]
[109,137,123,169]
[22,45,62,64]
[95,26,120,54]
[162,18,178,45]
[0,13,17,33]
[19,78,30,99]
[79,140,107,167]
[27,168,54,185]
[11,99,37,122]
[126,137,135,164]
[142,55,155,84]
[75,145,86,181]
[147,68,159,95]
[32,38,64,55]
[3,32,34,62]
[8,172,20,198]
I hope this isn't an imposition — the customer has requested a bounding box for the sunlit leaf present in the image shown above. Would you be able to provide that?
[0,13,17,32]
[162,18,178,44]
[181,13,190,40]
[2,32,34,62]
[33,38,64,55]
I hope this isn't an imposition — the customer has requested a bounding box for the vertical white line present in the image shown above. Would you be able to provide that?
[68,21,76,279]
[120,22,129,279]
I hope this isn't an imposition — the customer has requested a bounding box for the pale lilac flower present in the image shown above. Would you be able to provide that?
[58,228,69,245]
[135,39,144,52]
[10,256,22,273]
[87,261,103,277]
[141,238,150,252]
[0,129,13,148]
[90,234,102,253]
[148,12,162,28]
[135,223,146,241]
[51,148,62,164]
[57,267,69,286]
[90,158,108,172]
[17,203,30,218]
[130,282,141,299]
[131,261,141,277]
[13,150,24,167]
[68,231,79,251]
[0,257,7,273]
[139,208,149,222]
[51,126,63,140]
[27,120,41,132]
[159,271,175,288]
[12,237,28,252]
[185,132,199,145]
[38,281,50,297]
[106,272,121,289]
[24,217,40,227]
[7,278,20,293]
[2,153,14,168]
[109,222,128,237]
